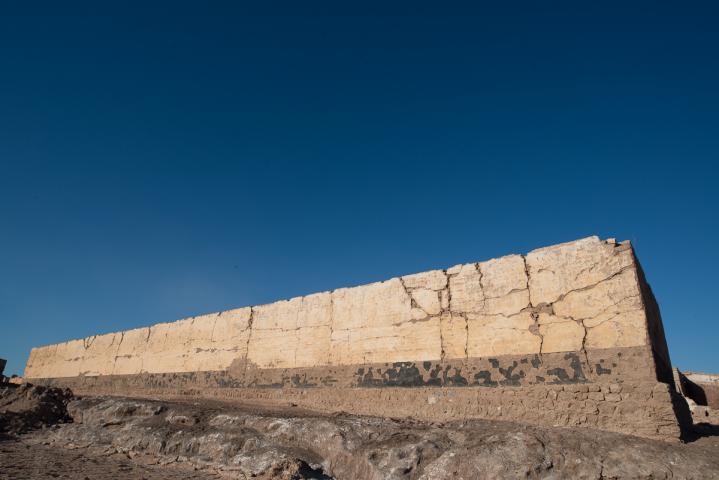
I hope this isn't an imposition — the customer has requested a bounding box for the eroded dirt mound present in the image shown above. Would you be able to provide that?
[0,384,73,435]
[22,395,719,479]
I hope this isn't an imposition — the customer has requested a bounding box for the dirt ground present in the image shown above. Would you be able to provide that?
[1,385,719,479]
[0,437,222,480]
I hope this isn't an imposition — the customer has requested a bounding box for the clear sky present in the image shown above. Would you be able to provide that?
[1,2,717,376]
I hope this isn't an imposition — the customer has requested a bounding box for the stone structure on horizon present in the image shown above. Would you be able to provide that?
[23,236,690,440]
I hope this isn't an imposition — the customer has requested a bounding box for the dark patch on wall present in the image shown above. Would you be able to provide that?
[566,353,587,382]
[547,368,572,383]
[596,362,612,375]
[547,354,587,384]
[34,347,647,394]
[321,376,338,387]
[356,367,384,387]
[498,361,524,386]
[247,380,285,389]
[428,364,443,384]
[217,376,243,388]
[531,355,541,369]
[386,363,425,387]
[356,363,432,388]
[474,371,498,387]
[442,366,468,387]
[291,374,317,388]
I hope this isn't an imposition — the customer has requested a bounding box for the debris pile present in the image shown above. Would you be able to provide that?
[0,383,73,435]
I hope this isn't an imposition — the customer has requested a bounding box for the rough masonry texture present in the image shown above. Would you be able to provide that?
[23,236,689,440]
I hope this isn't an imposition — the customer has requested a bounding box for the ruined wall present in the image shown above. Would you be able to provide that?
[24,236,688,440]
[677,370,719,410]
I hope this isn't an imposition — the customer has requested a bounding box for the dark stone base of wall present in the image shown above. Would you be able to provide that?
[30,346,690,441]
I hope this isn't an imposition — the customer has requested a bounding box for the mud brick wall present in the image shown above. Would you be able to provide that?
[24,236,689,440]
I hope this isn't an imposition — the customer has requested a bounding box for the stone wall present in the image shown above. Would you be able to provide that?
[24,236,689,440]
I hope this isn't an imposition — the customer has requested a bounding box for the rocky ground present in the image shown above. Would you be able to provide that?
[1,384,719,479]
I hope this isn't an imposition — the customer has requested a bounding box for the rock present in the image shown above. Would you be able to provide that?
[0,383,73,435]
[13,395,717,480]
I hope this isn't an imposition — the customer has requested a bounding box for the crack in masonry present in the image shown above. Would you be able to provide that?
[580,322,593,374]
[210,316,219,343]
[519,253,638,364]
[145,326,152,343]
[549,264,635,305]
[481,287,530,302]
[328,289,348,365]
[438,263,479,360]
[83,336,96,350]
[439,268,473,360]
[445,269,473,360]
[241,307,255,376]
[522,254,545,354]
[573,262,600,282]
[582,309,641,330]
[292,298,306,368]
[293,330,298,368]
[355,334,402,342]
[530,312,544,354]
[439,268,454,361]
[543,293,638,377]
[390,316,437,328]
[580,294,641,322]
[398,277,431,317]
[438,322,446,361]
[493,325,541,333]
[476,262,486,312]
[398,272,452,360]
[461,313,469,359]
[248,324,336,333]
[477,307,538,319]
[521,255,534,308]
[546,293,642,324]
[111,331,126,371]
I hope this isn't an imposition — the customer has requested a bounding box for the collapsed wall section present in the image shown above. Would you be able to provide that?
[24,236,688,440]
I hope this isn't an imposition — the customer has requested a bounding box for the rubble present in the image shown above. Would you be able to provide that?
[0,383,73,435]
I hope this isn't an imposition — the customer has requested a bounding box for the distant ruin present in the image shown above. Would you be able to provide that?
[24,236,690,440]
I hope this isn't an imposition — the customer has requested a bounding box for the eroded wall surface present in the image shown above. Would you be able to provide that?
[24,236,687,440]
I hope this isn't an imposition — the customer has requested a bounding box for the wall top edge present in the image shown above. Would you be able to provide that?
[29,235,629,351]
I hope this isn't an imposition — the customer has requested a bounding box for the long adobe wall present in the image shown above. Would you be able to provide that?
[24,236,690,440]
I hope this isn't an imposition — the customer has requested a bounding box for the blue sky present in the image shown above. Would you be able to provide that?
[1,2,717,375]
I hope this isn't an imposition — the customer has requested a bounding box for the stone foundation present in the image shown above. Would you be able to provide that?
[24,236,689,440]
